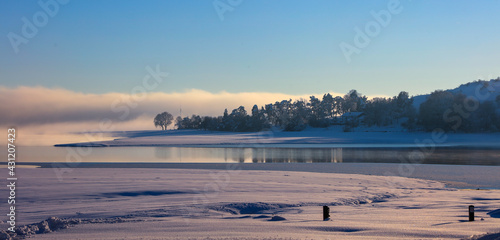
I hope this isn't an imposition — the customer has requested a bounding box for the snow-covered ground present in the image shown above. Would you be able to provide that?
[6,121,498,239]
[1,168,500,239]
[55,128,500,148]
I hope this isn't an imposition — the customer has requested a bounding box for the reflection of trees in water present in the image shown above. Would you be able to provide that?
[154,147,172,159]
[159,147,500,165]
[228,148,246,163]
[341,149,401,163]
[421,149,500,165]
[241,148,344,163]
[252,148,264,163]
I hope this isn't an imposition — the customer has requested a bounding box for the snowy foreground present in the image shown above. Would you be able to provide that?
[1,168,500,239]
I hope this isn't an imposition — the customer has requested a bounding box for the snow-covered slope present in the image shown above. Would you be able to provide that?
[412,78,500,109]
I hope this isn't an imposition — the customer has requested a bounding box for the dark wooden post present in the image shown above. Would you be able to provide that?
[469,205,474,221]
[323,206,330,221]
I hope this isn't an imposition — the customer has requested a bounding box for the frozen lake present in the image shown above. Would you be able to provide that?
[10,145,500,165]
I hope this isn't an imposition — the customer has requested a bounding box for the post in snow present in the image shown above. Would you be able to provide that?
[469,205,475,221]
[323,206,330,221]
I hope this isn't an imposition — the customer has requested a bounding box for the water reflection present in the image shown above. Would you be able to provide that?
[246,148,344,163]
[10,146,500,165]
[153,147,500,165]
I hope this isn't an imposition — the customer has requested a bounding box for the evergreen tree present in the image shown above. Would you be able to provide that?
[418,90,455,131]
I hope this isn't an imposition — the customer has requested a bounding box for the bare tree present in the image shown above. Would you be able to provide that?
[154,112,173,130]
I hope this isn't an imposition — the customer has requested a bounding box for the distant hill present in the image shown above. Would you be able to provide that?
[412,78,500,110]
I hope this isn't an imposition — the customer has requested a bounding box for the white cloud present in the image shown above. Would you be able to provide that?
[0,86,392,145]
[0,86,336,130]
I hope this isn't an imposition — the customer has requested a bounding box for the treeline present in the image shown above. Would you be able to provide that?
[175,90,418,132]
[419,90,500,132]
[172,82,500,133]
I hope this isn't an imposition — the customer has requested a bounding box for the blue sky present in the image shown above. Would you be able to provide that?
[1,0,500,97]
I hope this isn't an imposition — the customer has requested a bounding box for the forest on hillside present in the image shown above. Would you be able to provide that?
[156,80,500,133]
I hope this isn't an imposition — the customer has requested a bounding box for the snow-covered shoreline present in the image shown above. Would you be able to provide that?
[1,168,500,239]
[54,128,500,148]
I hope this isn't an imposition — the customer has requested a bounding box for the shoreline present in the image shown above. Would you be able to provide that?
[54,143,500,149]
[52,129,500,148]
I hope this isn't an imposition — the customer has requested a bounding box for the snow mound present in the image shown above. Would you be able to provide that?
[304,226,365,232]
[207,194,395,217]
[100,190,190,198]
[0,217,79,239]
[0,217,139,240]
[487,209,500,218]
[209,202,298,215]
[268,216,287,221]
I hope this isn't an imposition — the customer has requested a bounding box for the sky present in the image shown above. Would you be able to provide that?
[1,0,500,138]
